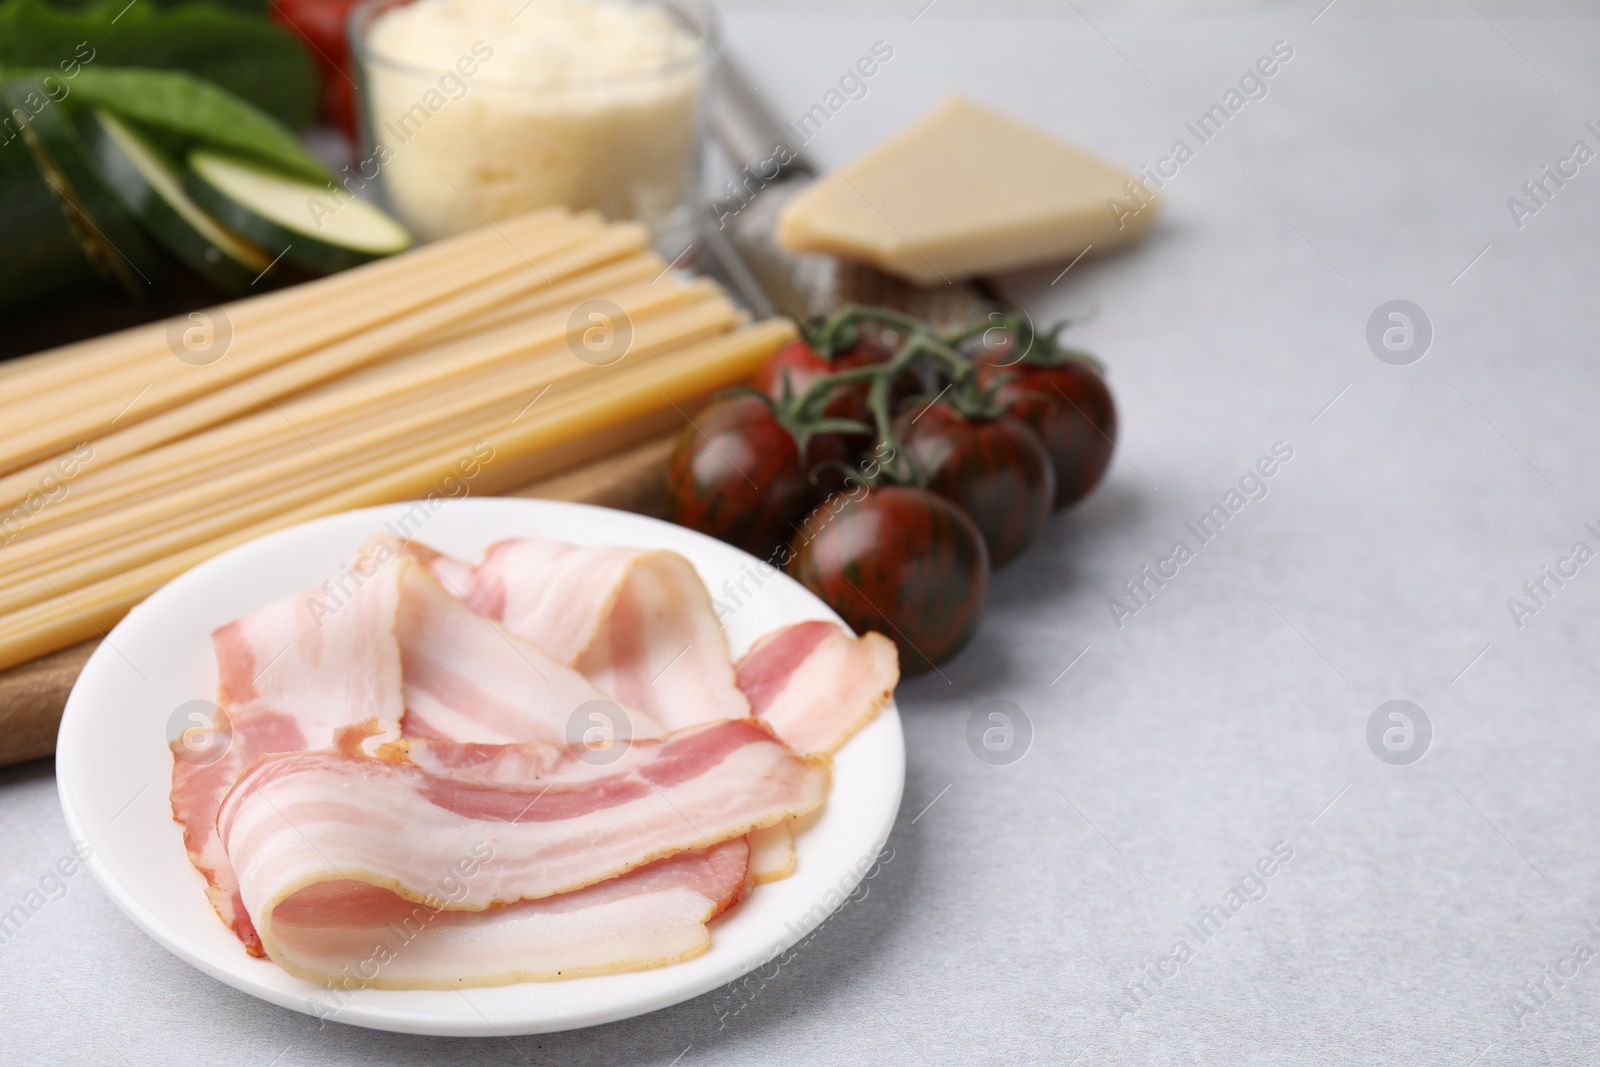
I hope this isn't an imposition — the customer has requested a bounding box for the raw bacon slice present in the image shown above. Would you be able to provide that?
[730,623,898,884]
[396,560,666,746]
[747,823,795,884]
[218,720,828,969]
[170,536,407,956]
[381,736,567,787]
[736,621,899,756]
[414,538,750,729]
[173,531,890,981]
[265,839,751,988]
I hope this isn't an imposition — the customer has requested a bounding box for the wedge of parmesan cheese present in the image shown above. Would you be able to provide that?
[775,94,1157,286]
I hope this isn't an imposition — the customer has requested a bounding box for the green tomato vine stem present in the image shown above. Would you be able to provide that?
[771,302,1100,491]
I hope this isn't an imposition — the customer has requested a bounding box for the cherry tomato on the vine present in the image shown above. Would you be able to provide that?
[751,336,894,496]
[666,393,815,560]
[893,401,1054,568]
[753,336,893,403]
[977,361,1117,510]
[788,486,989,674]
[755,336,913,454]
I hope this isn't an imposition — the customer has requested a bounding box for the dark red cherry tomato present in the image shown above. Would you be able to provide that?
[788,486,988,674]
[753,336,900,493]
[893,402,1054,568]
[978,361,1116,509]
[756,335,908,432]
[666,393,815,560]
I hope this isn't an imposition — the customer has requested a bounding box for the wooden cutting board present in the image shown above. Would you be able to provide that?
[0,431,677,768]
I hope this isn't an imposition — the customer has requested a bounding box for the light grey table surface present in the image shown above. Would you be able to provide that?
[6,3,1600,1064]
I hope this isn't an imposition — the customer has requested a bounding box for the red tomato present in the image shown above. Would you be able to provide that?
[272,0,363,135]
[753,335,910,434]
[754,336,900,492]
[979,361,1116,509]
[666,394,816,560]
[788,486,989,674]
[752,336,894,402]
[893,402,1054,568]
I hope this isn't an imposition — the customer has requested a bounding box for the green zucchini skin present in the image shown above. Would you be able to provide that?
[79,108,273,296]
[3,79,165,301]
[182,151,411,275]
[0,110,102,317]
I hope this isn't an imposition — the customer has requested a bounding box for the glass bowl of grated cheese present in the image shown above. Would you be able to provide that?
[349,0,713,249]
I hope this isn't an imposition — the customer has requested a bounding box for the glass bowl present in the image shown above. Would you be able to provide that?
[348,0,716,251]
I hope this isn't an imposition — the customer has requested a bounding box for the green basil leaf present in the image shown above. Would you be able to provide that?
[0,0,319,129]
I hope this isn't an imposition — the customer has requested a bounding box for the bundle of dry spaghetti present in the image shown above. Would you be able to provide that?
[0,207,796,672]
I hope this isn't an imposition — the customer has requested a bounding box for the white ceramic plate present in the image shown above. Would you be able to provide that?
[55,499,904,1036]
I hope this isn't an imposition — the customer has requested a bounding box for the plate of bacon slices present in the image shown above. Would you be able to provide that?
[55,498,904,1035]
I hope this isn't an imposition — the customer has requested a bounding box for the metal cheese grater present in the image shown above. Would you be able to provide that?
[698,62,1002,331]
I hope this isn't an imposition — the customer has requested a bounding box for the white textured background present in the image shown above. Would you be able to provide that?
[7,2,1600,1064]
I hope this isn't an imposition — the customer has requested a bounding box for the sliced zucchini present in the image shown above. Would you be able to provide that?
[3,79,164,301]
[184,149,411,274]
[0,117,101,317]
[80,108,275,295]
